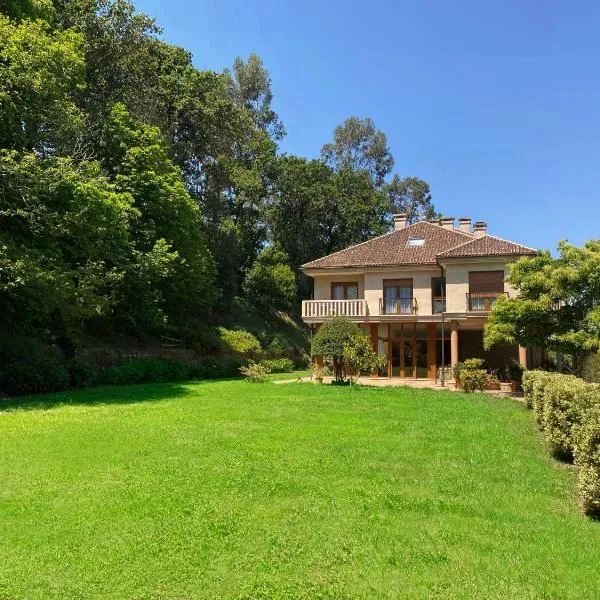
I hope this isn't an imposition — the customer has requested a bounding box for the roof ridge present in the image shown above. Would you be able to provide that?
[479,233,538,253]
[436,235,484,256]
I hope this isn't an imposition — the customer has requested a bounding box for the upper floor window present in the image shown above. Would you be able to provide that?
[432,277,446,313]
[383,279,414,314]
[468,270,505,311]
[331,282,358,300]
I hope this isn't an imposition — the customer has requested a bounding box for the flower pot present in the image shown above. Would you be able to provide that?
[500,382,512,393]
[511,379,521,392]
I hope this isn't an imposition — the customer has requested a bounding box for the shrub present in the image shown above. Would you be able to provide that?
[463,358,485,370]
[217,327,262,356]
[187,357,245,379]
[260,358,294,373]
[240,361,270,382]
[311,317,362,380]
[343,333,385,383]
[522,370,546,409]
[461,369,488,393]
[581,353,600,384]
[542,374,588,460]
[573,404,600,517]
[102,359,189,385]
[507,359,524,381]
[68,358,98,388]
[0,340,70,396]
[532,372,558,428]
[452,361,464,383]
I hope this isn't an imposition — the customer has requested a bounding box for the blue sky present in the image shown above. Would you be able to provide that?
[136,0,600,251]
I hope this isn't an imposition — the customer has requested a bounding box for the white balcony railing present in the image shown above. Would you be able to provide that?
[302,299,368,319]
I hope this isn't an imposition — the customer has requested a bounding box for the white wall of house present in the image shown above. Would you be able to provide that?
[309,258,518,318]
[443,259,518,314]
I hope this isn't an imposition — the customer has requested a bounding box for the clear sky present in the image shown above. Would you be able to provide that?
[135,0,600,251]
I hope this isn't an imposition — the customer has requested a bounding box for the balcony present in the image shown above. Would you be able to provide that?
[302,299,368,320]
[432,297,446,314]
[466,292,508,312]
[379,297,418,315]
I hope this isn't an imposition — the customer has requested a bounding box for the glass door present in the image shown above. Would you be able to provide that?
[416,340,428,378]
[403,340,414,378]
[391,340,401,377]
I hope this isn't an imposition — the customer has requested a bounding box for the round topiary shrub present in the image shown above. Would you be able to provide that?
[461,369,488,393]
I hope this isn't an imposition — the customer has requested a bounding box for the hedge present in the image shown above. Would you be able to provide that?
[574,404,600,517]
[522,370,600,517]
[542,375,587,460]
[532,372,558,428]
[260,358,294,373]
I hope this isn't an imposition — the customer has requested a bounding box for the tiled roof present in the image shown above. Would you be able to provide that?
[437,235,537,259]
[301,222,536,270]
[302,221,472,269]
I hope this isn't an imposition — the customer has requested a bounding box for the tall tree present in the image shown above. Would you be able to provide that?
[268,156,388,297]
[225,53,285,141]
[385,175,437,223]
[321,116,394,188]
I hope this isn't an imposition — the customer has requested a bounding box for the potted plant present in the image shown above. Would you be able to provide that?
[312,363,330,384]
[497,366,513,392]
[507,359,524,392]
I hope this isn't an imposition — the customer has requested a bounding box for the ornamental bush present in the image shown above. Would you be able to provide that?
[260,358,294,373]
[581,353,600,384]
[542,374,588,460]
[522,370,546,409]
[461,369,488,393]
[311,317,361,380]
[532,371,557,428]
[240,361,270,382]
[217,328,262,356]
[573,404,600,517]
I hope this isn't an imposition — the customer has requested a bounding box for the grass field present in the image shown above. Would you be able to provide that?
[1,377,599,599]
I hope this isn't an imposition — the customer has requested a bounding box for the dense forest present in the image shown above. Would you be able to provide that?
[0,0,437,391]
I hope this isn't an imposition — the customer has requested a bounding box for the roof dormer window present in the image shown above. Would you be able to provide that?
[406,238,425,247]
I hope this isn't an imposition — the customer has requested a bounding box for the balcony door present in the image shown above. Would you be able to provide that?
[383,279,413,314]
[331,282,358,300]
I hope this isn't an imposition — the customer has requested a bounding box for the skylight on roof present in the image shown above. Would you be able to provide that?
[406,238,425,247]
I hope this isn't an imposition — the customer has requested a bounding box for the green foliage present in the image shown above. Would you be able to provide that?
[532,372,558,428]
[522,370,546,409]
[452,361,465,382]
[343,333,384,382]
[239,361,270,383]
[218,327,262,356]
[463,358,485,370]
[0,15,84,151]
[321,116,394,187]
[542,375,588,459]
[224,53,285,140]
[0,341,70,396]
[385,175,437,224]
[311,318,361,361]
[484,241,600,365]
[461,369,488,393]
[102,358,189,385]
[573,404,600,517]
[260,358,294,373]
[581,353,600,383]
[243,246,296,313]
[187,357,245,379]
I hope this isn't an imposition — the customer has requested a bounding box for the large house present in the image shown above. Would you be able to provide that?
[301,215,542,380]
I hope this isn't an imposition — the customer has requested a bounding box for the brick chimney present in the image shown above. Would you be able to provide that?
[458,217,471,234]
[441,217,455,230]
[473,221,488,237]
[392,213,407,231]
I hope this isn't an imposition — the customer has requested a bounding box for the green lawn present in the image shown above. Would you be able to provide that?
[1,378,599,599]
